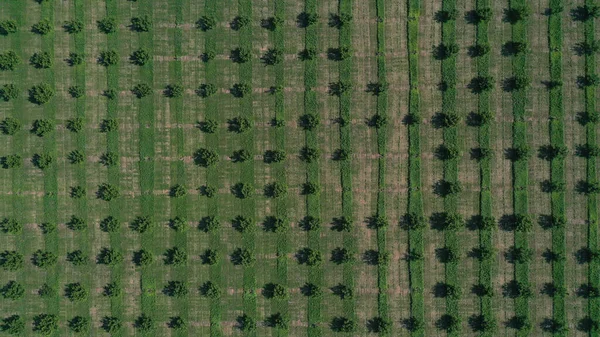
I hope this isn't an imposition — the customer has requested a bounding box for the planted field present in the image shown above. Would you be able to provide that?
[1,0,600,336]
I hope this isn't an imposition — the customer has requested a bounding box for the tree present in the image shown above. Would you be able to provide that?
[67,215,86,231]
[164,280,188,298]
[169,216,187,232]
[363,249,390,265]
[100,216,120,232]
[0,218,20,234]
[263,283,287,299]
[301,282,323,298]
[0,155,20,169]
[579,74,600,88]
[63,20,83,34]
[131,215,152,233]
[502,280,532,298]
[197,83,217,98]
[300,146,320,163]
[540,318,567,334]
[97,17,117,33]
[296,247,322,266]
[435,9,459,22]
[329,13,353,28]
[98,50,119,66]
[262,16,283,31]
[199,215,220,233]
[131,15,152,32]
[164,247,187,266]
[135,314,155,333]
[165,84,184,98]
[66,250,88,266]
[301,182,320,195]
[168,316,186,330]
[66,118,84,133]
[402,212,426,230]
[237,314,257,332]
[503,41,528,56]
[469,8,493,24]
[201,49,216,62]
[228,117,252,133]
[330,317,357,332]
[231,15,251,30]
[200,185,217,198]
[1,281,24,300]
[0,20,18,35]
[103,281,122,297]
[134,249,153,267]
[404,316,425,332]
[200,281,221,298]
[102,316,122,333]
[434,43,459,60]
[469,76,494,93]
[197,15,216,31]
[30,51,52,69]
[434,282,462,299]
[434,180,462,197]
[232,215,254,233]
[367,317,392,333]
[264,182,287,198]
[194,148,219,167]
[33,314,58,336]
[263,216,287,233]
[0,117,21,135]
[469,43,491,58]
[97,248,123,265]
[38,283,56,298]
[262,48,283,65]
[29,83,54,105]
[132,83,152,98]
[40,222,57,234]
[265,313,288,330]
[433,112,460,128]
[68,52,84,66]
[130,48,150,66]
[0,84,18,101]
[298,11,319,27]
[68,316,89,334]
[0,51,20,71]
[231,82,252,98]
[103,88,117,100]
[299,48,318,61]
[573,5,600,22]
[504,5,531,24]
[1,315,24,334]
[0,251,23,271]
[436,314,461,333]
[578,316,600,332]
[97,183,119,201]
[65,282,88,302]
[70,185,86,199]
[32,250,58,268]
[232,149,252,162]
[169,184,186,198]
[331,247,354,265]
[231,182,253,199]
[201,249,219,265]
[332,216,353,232]
[68,86,84,98]
[328,46,352,61]
[231,248,255,266]
[32,153,53,169]
[32,19,52,35]
[299,113,320,130]
[264,150,286,164]
[101,118,119,132]
[299,215,320,231]
[31,119,54,137]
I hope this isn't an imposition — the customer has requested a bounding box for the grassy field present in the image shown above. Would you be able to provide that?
[0,0,599,336]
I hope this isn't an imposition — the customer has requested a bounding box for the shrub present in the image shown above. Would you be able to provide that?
[32,250,58,268]
[103,282,122,297]
[101,118,119,132]
[201,249,219,265]
[165,84,184,98]
[0,20,17,35]
[98,17,117,33]
[97,248,123,265]
[132,83,152,98]
[263,283,287,299]
[66,118,84,133]
[265,313,288,330]
[327,46,352,61]
[262,16,283,31]
[197,83,217,98]
[97,183,119,201]
[0,51,20,71]
[168,316,186,330]
[232,182,253,199]
[264,182,287,198]
[163,280,188,297]
[194,148,219,167]
[199,215,220,233]
[63,20,83,34]
[296,247,322,266]
[298,12,319,27]
[130,48,150,66]
[131,16,152,32]
[29,83,54,105]
[0,117,21,135]
[134,249,153,267]
[33,153,53,169]
[164,247,187,266]
[231,248,255,266]
[32,119,54,137]
[299,48,318,61]
[1,315,24,334]
[68,316,89,333]
[30,51,52,69]
[68,52,84,66]
[65,282,88,302]
[0,84,18,101]
[1,281,24,300]
[299,215,321,231]
[197,15,216,31]
[33,314,59,335]
[231,82,252,98]
[237,314,257,332]
[263,216,287,233]
[98,50,119,66]
[169,216,187,232]
[199,281,221,298]
[102,316,122,333]
[38,283,56,298]
[67,250,88,266]
[262,48,283,65]
[32,19,52,35]
[367,317,392,333]
[131,216,152,233]
[232,215,254,233]
[300,146,320,163]
[0,218,20,234]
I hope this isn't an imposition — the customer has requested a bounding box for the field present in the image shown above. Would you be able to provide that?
[0,0,599,336]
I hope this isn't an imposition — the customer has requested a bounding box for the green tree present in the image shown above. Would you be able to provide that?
[68,52,84,66]
[134,249,153,267]
[132,83,152,98]
[0,250,23,271]
[1,315,24,334]
[331,317,357,333]
[70,185,86,199]
[231,248,255,266]
[201,249,219,265]
[38,283,56,298]
[31,19,52,35]
[131,216,152,233]
[0,84,18,101]
[66,117,84,133]
[97,248,123,265]
[0,51,20,71]
[135,314,154,332]
[101,118,119,132]
[197,83,217,98]
[262,48,283,65]
[1,281,24,300]
[63,20,83,34]
[299,113,320,130]
[100,216,120,233]
[68,150,84,164]
[97,17,117,33]
[66,215,86,231]
[296,247,322,266]
[231,182,253,199]
[29,83,54,105]
[32,250,58,268]
[131,16,152,32]
[103,281,122,297]
[168,316,186,330]
[163,280,188,298]
[237,314,257,332]
[263,283,287,299]
[0,218,20,234]
[97,183,119,201]
[232,215,254,233]
[68,86,84,98]
[130,48,150,66]
[0,20,18,35]
[264,182,287,198]
[68,316,89,334]
[194,148,219,167]
[368,317,392,334]
[98,50,119,66]
[33,314,58,336]
[0,117,21,135]
[102,316,122,333]
[300,146,320,163]
[265,313,288,330]
[263,216,287,233]
[32,119,54,137]
[100,152,118,166]
[199,281,221,298]
[231,82,252,98]
[164,247,187,266]
[231,15,251,30]
[66,250,88,266]
[165,84,184,98]
[1,155,21,169]
[65,282,88,302]
[199,215,220,233]
[169,216,187,232]
[30,51,52,69]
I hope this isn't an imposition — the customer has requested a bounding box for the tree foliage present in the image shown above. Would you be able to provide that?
[29,83,54,105]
